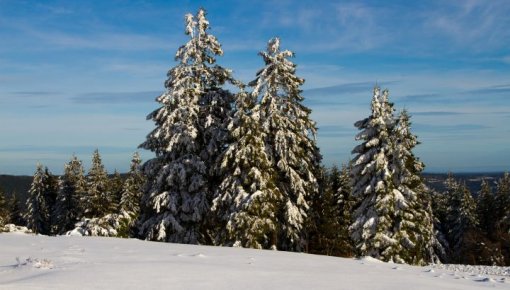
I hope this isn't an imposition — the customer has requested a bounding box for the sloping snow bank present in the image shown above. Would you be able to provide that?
[0,233,508,290]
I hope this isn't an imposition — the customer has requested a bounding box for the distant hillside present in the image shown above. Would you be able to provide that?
[0,175,32,200]
[423,172,506,195]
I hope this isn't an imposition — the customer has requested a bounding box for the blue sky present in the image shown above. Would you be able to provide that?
[1,0,509,175]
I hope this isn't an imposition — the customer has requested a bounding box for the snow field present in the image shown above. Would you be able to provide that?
[1,233,509,290]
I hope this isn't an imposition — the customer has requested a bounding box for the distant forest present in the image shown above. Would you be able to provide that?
[2,172,506,203]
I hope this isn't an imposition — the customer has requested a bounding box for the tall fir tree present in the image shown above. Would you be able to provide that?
[8,193,24,226]
[249,37,321,251]
[109,170,124,211]
[212,91,281,249]
[120,152,145,215]
[0,188,9,228]
[85,149,113,218]
[391,110,435,265]
[337,164,355,256]
[43,167,59,234]
[116,152,146,238]
[350,87,400,262]
[54,155,87,234]
[138,9,234,243]
[308,166,352,256]
[495,173,510,234]
[25,164,50,234]
[445,180,478,263]
[477,179,496,237]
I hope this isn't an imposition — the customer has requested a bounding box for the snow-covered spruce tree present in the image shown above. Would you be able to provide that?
[109,170,124,211]
[43,167,59,234]
[0,188,9,228]
[495,172,510,234]
[211,91,281,249]
[337,164,355,256]
[84,149,113,218]
[25,164,50,234]
[54,155,87,234]
[349,87,401,262]
[8,193,24,226]
[445,180,478,263]
[430,188,450,262]
[249,37,321,251]
[138,9,235,243]
[120,152,145,215]
[118,152,146,238]
[391,110,435,265]
[308,166,351,256]
[477,179,496,236]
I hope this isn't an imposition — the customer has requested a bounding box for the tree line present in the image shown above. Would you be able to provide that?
[0,150,144,237]
[0,8,509,266]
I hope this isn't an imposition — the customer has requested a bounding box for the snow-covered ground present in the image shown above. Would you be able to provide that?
[0,233,508,290]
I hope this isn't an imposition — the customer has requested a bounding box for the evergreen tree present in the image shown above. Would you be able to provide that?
[430,189,450,262]
[477,179,496,236]
[249,37,321,251]
[118,152,146,238]
[120,152,145,215]
[85,149,113,218]
[138,9,234,243]
[8,193,24,226]
[350,87,400,262]
[337,165,355,256]
[445,180,478,263]
[308,166,351,256]
[25,164,50,234]
[43,167,59,234]
[212,91,281,249]
[391,110,435,265]
[0,188,9,228]
[495,172,510,234]
[110,170,124,211]
[54,155,87,234]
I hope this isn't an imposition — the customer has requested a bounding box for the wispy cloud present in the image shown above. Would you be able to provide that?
[422,0,510,52]
[411,111,466,116]
[10,91,60,96]
[465,84,510,95]
[413,123,490,133]
[72,91,159,104]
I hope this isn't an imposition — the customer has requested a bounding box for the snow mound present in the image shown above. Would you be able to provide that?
[358,256,384,263]
[15,257,54,269]
[432,263,510,277]
[2,224,32,234]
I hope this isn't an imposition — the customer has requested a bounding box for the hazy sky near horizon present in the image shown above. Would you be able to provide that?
[1,0,509,175]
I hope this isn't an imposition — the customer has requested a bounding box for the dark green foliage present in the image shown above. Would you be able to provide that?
[495,173,510,234]
[109,170,124,211]
[54,156,87,234]
[85,149,114,218]
[477,179,496,236]
[25,164,50,234]
[119,152,146,238]
[8,193,24,226]
[43,167,59,234]
[307,166,353,257]
[0,188,9,227]
[446,181,478,263]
